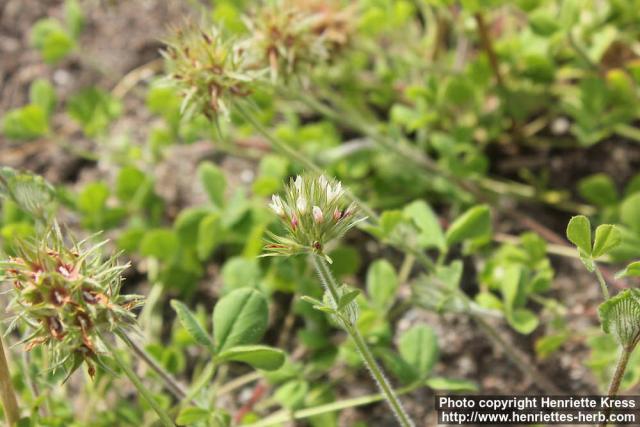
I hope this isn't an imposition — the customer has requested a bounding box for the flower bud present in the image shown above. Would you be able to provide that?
[269,195,285,216]
[327,182,343,201]
[313,206,324,223]
[296,196,307,214]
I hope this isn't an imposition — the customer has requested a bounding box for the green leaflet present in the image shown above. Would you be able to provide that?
[599,289,640,348]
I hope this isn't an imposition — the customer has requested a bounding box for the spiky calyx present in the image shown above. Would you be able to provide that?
[1,224,143,378]
[244,0,355,82]
[162,24,261,120]
[264,175,365,259]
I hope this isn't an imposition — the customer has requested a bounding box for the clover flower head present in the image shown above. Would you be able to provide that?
[162,23,260,120]
[263,174,366,258]
[244,0,354,82]
[1,224,143,379]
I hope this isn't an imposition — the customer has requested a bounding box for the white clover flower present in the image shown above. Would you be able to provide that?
[296,196,307,213]
[313,206,324,224]
[263,174,367,258]
[318,175,328,190]
[269,195,285,216]
[327,182,343,201]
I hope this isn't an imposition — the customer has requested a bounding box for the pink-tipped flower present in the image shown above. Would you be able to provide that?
[263,174,366,257]
[313,206,324,223]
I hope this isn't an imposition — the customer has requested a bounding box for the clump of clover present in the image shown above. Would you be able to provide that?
[567,215,640,411]
[162,24,261,119]
[264,174,363,261]
[1,224,143,378]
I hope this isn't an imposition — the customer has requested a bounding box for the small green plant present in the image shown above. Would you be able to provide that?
[30,0,84,64]
[6,0,640,424]
[264,174,414,427]
[567,215,640,415]
[2,224,143,378]
[170,288,285,425]
[0,169,178,426]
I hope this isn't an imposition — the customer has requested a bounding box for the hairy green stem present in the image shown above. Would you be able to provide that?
[599,346,632,427]
[311,254,414,427]
[102,333,175,427]
[0,336,19,426]
[243,382,420,427]
[233,100,379,221]
[117,329,188,401]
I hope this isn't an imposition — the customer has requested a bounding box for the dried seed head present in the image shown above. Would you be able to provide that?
[263,174,366,257]
[162,23,260,120]
[245,0,356,82]
[1,223,144,379]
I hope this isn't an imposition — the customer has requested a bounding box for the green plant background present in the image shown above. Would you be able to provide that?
[1,0,640,425]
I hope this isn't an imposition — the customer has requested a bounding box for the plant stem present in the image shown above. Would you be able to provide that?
[237,88,562,399]
[0,336,19,426]
[218,371,261,397]
[242,383,420,427]
[233,100,379,221]
[598,346,632,427]
[311,254,415,427]
[102,332,175,427]
[234,101,323,176]
[473,12,504,88]
[117,329,188,401]
[607,346,631,398]
[595,266,610,300]
[472,314,562,394]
